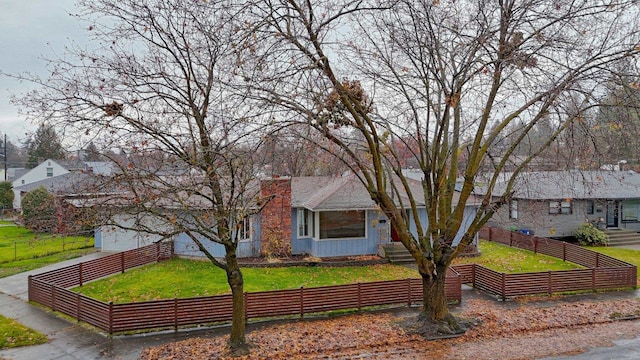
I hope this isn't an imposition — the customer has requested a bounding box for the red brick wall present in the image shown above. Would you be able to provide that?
[260,178,292,256]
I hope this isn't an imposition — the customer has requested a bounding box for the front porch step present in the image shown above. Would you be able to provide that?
[603,229,640,247]
[380,243,415,264]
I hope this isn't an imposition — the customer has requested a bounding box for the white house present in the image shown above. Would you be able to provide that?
[11,159,112,210]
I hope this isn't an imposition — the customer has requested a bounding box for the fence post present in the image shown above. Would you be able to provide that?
[299,286,304,320]
[51,283,56,311]
[27,275,32,302]
[595,253,599,268]
[407,278,412,307]
[174,298,178,332]
[121,252,125,273]
[357,282,362,312]
[79,263,83,287]
[472,264,476,288]
[547,271,552,295]
[592,268,596,291]
[76,293,81,322]
[157,242,161,263]
[509,231,513,247]
[534,238,538,255]
[501,272,506,301]
[563,242,567,262]
[109,301,114,335]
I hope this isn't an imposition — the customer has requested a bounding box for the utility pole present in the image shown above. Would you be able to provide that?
[3,133,6,181]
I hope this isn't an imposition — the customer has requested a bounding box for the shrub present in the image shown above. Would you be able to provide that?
[0,181,13,210]
[574,222,608,246]
[21,187,56,233]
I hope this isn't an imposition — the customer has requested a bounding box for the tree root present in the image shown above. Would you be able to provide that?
[405,313,479,339]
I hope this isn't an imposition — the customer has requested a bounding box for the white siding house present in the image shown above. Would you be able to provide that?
[11,159,73,209]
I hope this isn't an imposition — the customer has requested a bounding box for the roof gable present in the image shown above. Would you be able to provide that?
[291,174,428,211]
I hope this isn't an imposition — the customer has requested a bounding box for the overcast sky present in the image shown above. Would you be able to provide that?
[0,0,87,144]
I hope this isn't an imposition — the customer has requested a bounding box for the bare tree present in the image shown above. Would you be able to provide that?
[251,0,640,333]
[12,0,268,350]
[260,126,350,176]
[592,72,640,166]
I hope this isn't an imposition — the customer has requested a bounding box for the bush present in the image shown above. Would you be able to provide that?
[21,187,56,233]
[0,181,13,210]
[574,222,608,246]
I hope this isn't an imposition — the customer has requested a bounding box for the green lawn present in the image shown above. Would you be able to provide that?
[0,314,47,349]
[0,248,99,278]
[73,259,421,302]
[74,240,582,303]
[0,225,94,263]
[454,240,583,273]
[590,246,640,278]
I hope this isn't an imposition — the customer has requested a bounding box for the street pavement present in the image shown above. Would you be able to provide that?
[1,251,640,359]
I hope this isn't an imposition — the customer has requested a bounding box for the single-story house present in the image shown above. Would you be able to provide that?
[99,174,481,258]
[484,170,640,238]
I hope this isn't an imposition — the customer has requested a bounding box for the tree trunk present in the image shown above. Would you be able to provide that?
[420,264,465,334]
[225,249,247,350]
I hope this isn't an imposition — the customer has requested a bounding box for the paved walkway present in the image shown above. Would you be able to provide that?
[1,251,640,359]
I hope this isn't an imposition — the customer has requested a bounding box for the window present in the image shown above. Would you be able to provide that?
[319,210,366,239]
[509,200,518,219]
[46,167,53,177]
[622,199,640,222]
[549,200,572,215]
[586,200,594,215]
[297,208,314,238]
[237,217,251,242]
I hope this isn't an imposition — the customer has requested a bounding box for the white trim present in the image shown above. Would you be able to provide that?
[297,208,314,238]
[238,217,252,243]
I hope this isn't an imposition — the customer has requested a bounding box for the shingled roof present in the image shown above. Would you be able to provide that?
[291,173,430,211]
[492,170,640,200]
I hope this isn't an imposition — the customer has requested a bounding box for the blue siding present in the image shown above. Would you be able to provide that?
[94,227,102,248]
[173,215,260,258]
[174,232,226,257]
[453,206,479,246]
[291,208,312,255]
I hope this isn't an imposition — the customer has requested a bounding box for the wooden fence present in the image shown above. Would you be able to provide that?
[451,227,638,300]
[28,228,637,334]
[29,242,461,334]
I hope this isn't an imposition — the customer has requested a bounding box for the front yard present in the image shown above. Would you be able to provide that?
[74,240,583,303]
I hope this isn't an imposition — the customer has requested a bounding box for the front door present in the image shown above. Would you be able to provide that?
[391,225,401,242]
[607,200,619,228]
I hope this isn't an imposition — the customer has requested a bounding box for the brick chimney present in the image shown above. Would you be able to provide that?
[260,177,292,257]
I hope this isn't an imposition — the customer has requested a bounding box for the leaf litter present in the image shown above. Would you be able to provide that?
[140,297,640,360]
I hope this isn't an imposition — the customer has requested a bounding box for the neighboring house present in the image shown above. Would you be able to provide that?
[100,174,481,258]
[13,171,112,234]
[11,159,115,210]
[484,170,640,238]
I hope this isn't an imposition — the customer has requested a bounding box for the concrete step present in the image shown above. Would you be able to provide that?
[380,244,415,264]
[603,229,640,247]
